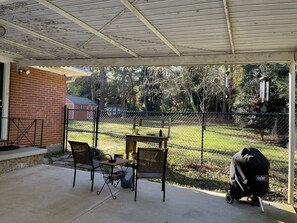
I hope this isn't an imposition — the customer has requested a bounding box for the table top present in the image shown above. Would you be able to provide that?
[126,134,168,140]
[99,158,132,166]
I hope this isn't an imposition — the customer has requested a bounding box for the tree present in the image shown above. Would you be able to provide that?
[66,66,101,104]
[66,64,242,114]
[83,66,100,103]
[120,67,126,112]
[170,66,226,112]
[99,66,107,111]
[127,67,143,110]
[233,64,289,142]
[233,64,288,113]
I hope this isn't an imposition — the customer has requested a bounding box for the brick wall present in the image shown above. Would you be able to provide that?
[9,65,66,147]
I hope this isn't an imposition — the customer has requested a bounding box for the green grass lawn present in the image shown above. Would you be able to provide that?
[66,117,296,204]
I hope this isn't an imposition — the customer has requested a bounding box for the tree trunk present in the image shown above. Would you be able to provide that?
[99,66,106,112]
[199,77,206,112]
[175,70,198,113]
[143,67,148,115]
[90,73,95,102]
[228,65,234,118]
[223,65,229,117]
[120,67,126,117]
[185,88,198,113]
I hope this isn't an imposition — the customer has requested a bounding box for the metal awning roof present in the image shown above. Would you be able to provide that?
[0,0,296,66]
[0,0,296,206]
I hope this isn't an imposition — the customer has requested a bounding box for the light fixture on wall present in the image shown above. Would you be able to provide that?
[0,26,6,37]
[16,64,30,75]
[18,68,30,75]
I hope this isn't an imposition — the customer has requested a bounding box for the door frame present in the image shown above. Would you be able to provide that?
[0,60,11,140]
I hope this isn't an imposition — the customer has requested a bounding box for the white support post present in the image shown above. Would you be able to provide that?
[0,62,10,140]
[288,56,295,205]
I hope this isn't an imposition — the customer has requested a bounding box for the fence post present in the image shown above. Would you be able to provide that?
[95,107,99,148]
[62,105,68,153]
[132,117,136,134]
[92,109,95,147]
[168,118,171,138]
[201,112,205,166]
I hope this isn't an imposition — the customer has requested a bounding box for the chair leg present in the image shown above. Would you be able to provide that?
[163,185,165,202]
[134,177,138,201]
[91,169,94,192]
[162,177,165,202]
[73,167,76,188]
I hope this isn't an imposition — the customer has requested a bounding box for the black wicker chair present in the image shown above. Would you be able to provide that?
[134,147,168,202]
[68,141,111,192]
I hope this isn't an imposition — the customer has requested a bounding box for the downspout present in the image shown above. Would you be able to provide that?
[288,54,295,205]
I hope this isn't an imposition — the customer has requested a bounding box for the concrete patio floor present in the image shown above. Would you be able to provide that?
[0,165,296,223]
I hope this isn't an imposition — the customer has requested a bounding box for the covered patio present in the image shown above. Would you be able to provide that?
[0,0,296,219]
[0,165,296,223]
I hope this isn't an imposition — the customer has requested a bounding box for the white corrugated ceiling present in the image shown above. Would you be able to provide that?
[0,0,296,66]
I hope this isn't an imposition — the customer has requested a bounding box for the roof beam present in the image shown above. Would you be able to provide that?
[0,38,57,59]
[0,49,24,60]
[18,52,295,67]
[78,0,138,49]
[0,54,17,63]
[120,0,181,56]
[0,18,93,58]
[223,0,235,54]
[35,0,138,57]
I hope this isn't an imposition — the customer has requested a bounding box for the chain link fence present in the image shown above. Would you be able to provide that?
[65,108,97,148]
[65,109,296,203]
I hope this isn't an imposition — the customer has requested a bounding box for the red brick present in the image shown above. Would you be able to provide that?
[9,65,66,147]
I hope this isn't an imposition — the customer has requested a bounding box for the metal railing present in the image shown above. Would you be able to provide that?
[6,117,44,147]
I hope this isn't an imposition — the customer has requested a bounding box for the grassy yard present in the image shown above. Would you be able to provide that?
[66,117,296,204]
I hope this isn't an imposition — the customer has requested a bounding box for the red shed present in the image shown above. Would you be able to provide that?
[66,95,97,120]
